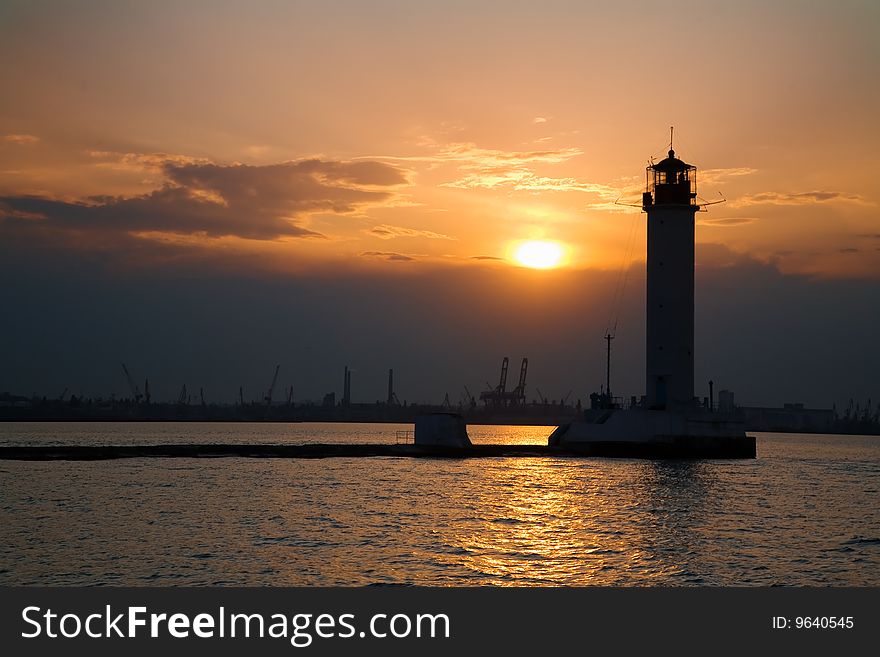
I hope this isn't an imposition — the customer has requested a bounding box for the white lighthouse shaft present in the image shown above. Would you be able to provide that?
[643,148,698,410]
[645,205,696,408]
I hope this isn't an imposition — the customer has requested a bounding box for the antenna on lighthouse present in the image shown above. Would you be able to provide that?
[669,125,674,151]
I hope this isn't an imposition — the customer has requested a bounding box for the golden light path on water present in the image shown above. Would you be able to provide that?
[1,423,878,586]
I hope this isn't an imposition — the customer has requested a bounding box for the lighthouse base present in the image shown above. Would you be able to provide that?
[548,408,756,459]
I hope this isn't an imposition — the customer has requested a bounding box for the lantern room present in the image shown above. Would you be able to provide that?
[642,148,698,209]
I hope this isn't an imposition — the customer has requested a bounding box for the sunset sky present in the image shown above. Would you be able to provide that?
[1,0,878,408]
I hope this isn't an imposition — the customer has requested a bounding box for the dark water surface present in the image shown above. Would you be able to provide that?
[0,423,877,586]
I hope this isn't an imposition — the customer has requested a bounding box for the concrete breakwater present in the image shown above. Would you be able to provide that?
[0,437,755,460]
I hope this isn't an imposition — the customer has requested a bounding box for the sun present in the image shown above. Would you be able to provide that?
[513,240,564,269]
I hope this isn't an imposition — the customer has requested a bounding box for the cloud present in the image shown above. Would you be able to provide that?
[425,142,624,196]
[839,247,860,254]
[0,190,322,240]
[86,150,210,171]
[3,134,39,145]
[471,255,503,261]
[695,242,752,267]
[369,224,454,240]
[360,250,415,262]
[699,217,759,226]
[584,200,641,214]
[699,167,758,183]
[445,171,620,195]
[515,177,618,194]
[166,158,407,199]
[533,117,547,124]
[732,190,867,207]
[437,142,582,168]
[369,139,625,200]
[0,157,409,241]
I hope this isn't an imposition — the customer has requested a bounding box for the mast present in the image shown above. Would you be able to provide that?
[605,333,613,402]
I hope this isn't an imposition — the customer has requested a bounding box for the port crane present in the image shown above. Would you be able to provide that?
[264,365,280,407]
[480,357,528,406]
[510,357,528,405]
[121,363,143,403]
[480,357,510,406]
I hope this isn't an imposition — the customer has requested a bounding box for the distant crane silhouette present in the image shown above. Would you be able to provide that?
[480,357,510,406]
[536,388,549,405]
[121,363,143,403]
[510,357,528,405]
[264,364,280,407]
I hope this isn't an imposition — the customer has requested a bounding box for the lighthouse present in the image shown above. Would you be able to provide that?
[643,147,698,410]
[548,133,755,458]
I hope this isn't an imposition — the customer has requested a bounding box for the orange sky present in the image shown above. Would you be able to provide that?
[0,0,879,407]
[1,0,878,280]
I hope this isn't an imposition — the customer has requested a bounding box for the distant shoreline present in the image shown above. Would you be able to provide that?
[0,413,877,436]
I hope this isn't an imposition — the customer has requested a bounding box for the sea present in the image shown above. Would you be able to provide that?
[1,423,878,586]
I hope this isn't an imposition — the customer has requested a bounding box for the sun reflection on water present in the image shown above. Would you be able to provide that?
[429,458,716,586]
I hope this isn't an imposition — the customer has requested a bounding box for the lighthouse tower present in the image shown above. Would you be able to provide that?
[642,147,698,410]
[547,133,754,458]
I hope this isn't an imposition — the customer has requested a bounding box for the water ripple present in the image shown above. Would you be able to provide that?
[0,426,878,586]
